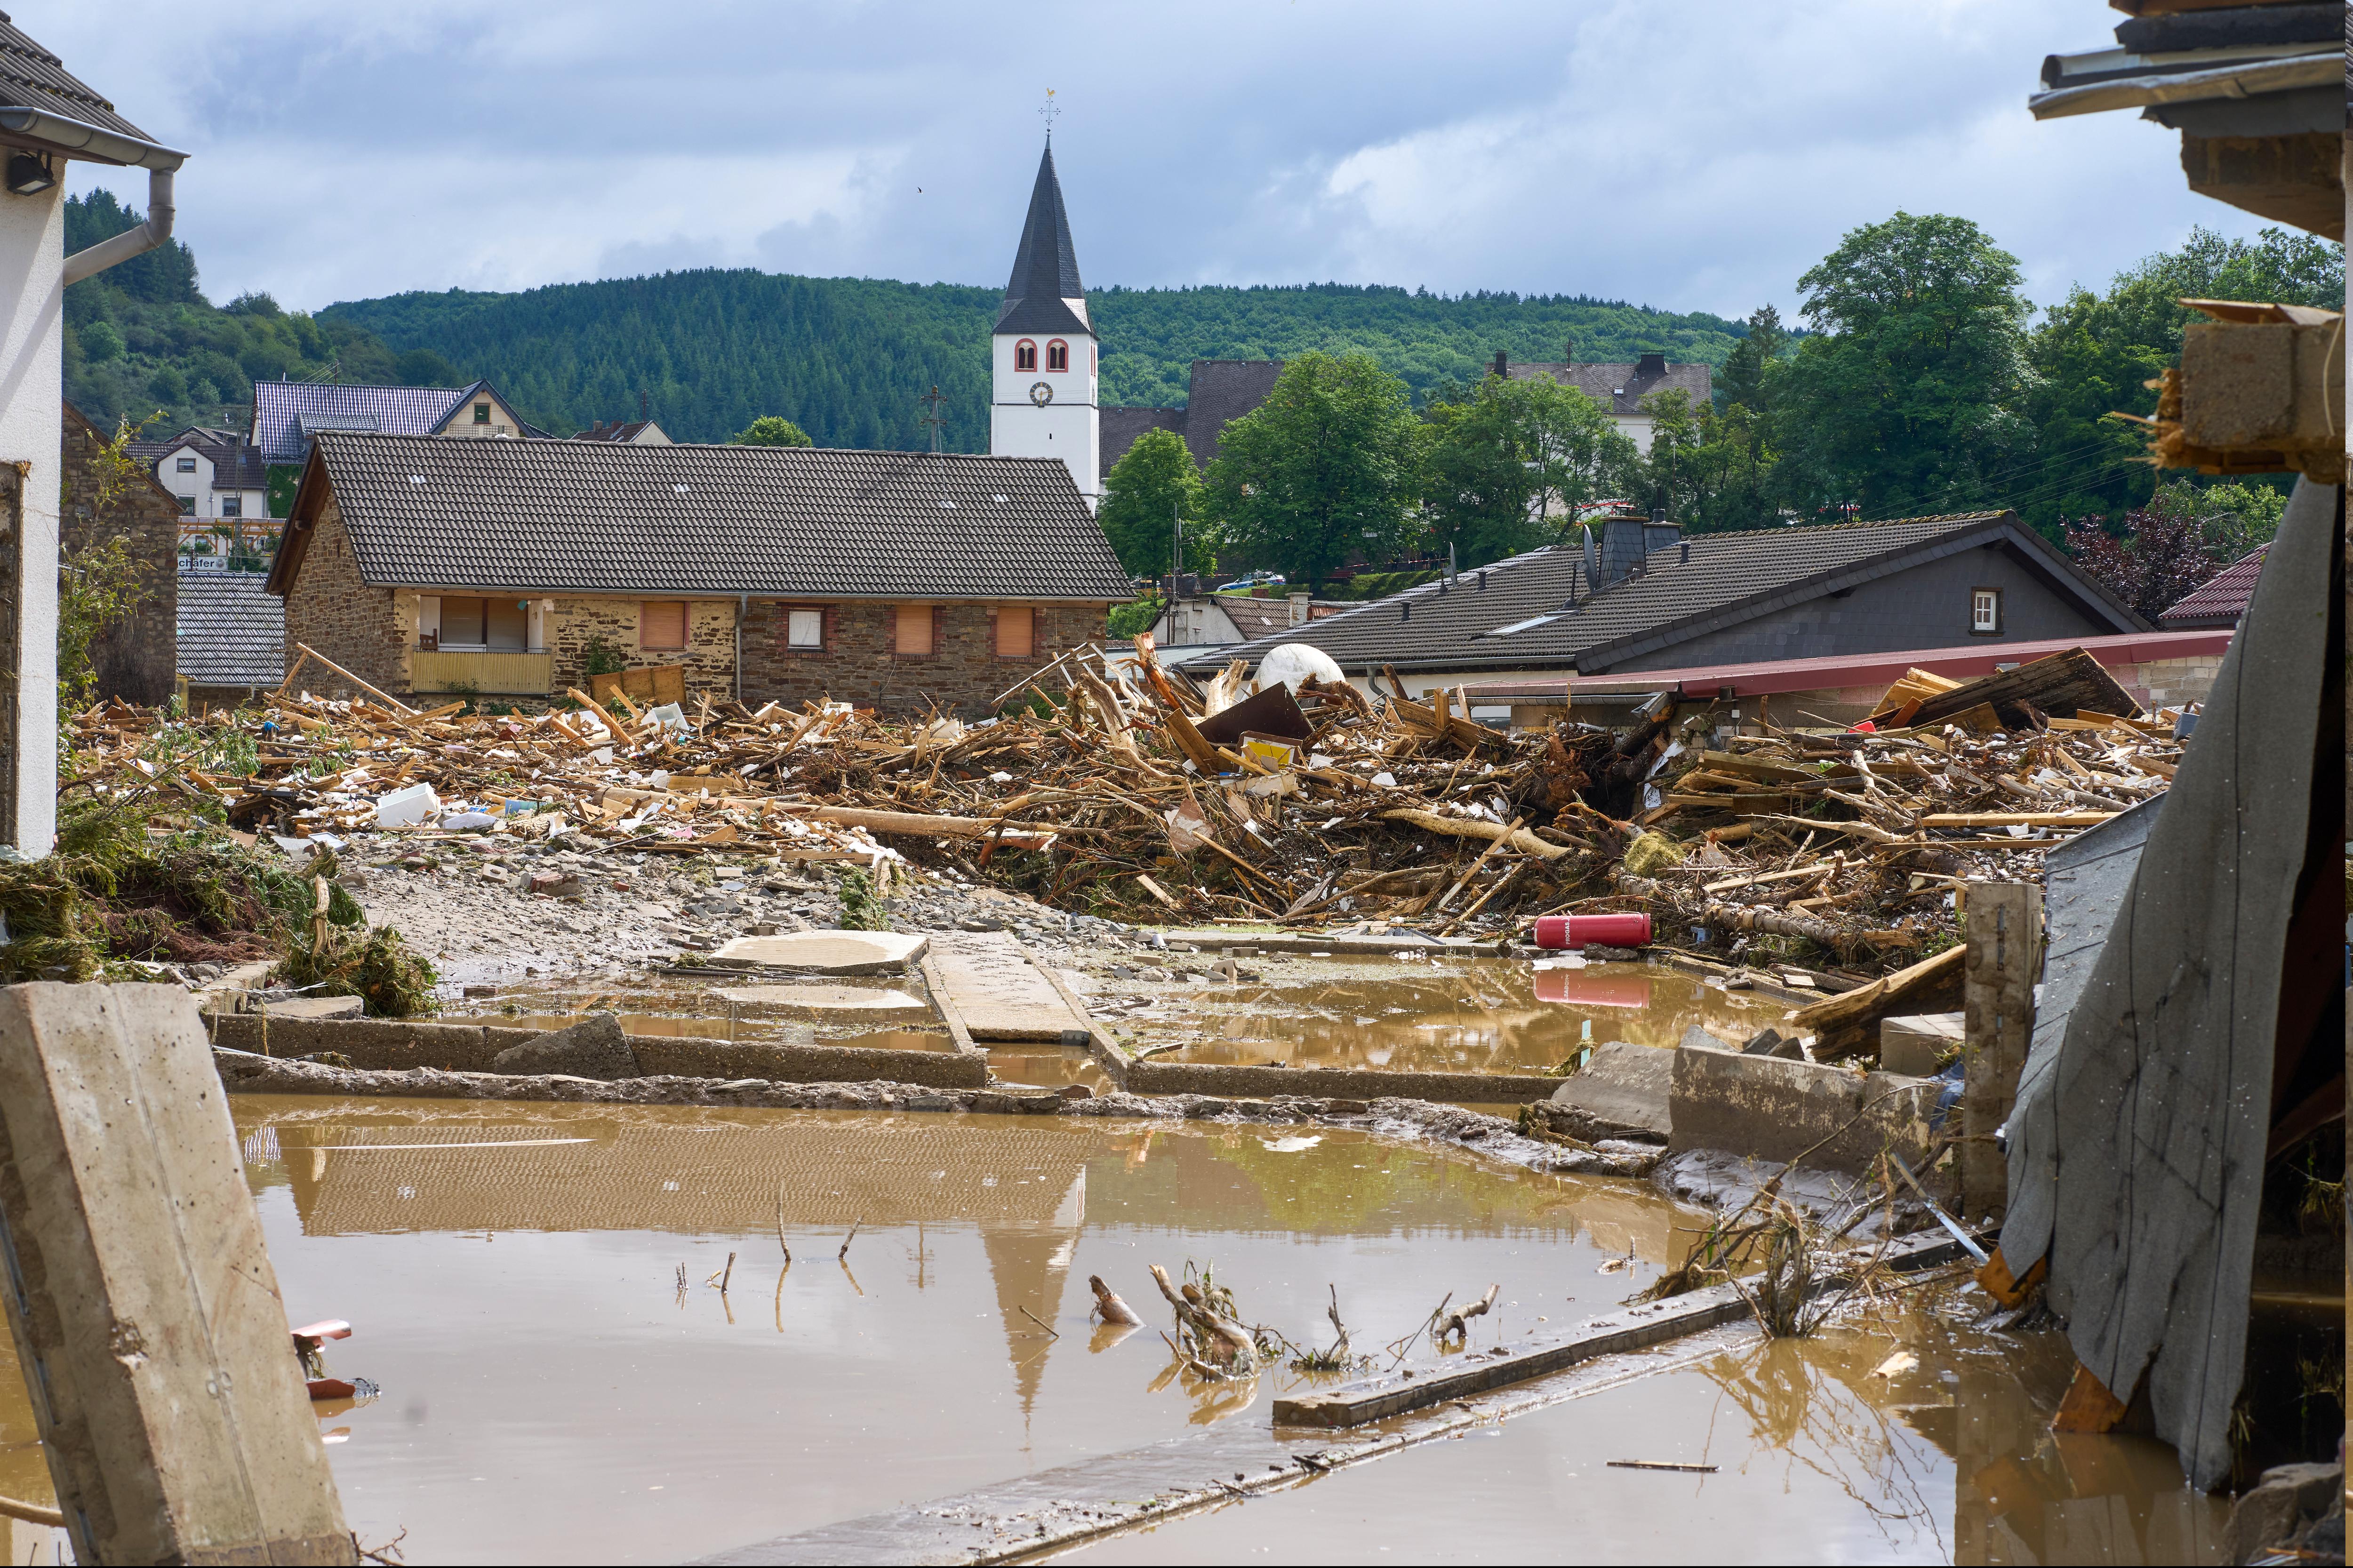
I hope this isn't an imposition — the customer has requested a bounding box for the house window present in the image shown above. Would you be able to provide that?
[176,456,196,472]
[895,603,934,656]
[221,497,241,518]
[473,402,492,425]
[177,495,195,515]
[1971,588,2001,634]
[640,600,688,650]
[785,608,824,649]
[1015,340,1037,372]
[1046,339,1069,372]
[994,605,1033,659]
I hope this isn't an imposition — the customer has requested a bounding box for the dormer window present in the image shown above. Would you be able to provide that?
[473,402,491,425]
[1046,339,1069,372]
[1015,340,1038,372]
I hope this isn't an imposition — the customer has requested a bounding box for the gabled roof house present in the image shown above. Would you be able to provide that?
[252,378,547,466]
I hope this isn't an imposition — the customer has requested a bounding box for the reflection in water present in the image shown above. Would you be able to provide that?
[1128,960,1769,1073]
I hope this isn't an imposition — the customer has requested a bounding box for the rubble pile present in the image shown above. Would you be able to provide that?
[48,642,2185,978]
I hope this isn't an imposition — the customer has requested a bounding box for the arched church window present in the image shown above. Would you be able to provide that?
[1015,340,1037,372]
[1047,340,1069,372]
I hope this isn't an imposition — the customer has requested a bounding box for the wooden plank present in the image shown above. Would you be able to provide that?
[1896,648,2141,729]
[1919,812,2116,828]
[1960,883,2040,1223]
[1272,1228,1977,1429]
[0,984,352,1564]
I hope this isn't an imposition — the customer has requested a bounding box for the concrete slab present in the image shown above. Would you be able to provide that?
[1880,1011,1963,1076]
[257,994,365,1021]
[714,985,932,1023]
[925,930,1088,1041]
[708,930,928,976]
[0,984,352,1563]
[1546,1040,1671,1138]
[1668,1046,1937,1175]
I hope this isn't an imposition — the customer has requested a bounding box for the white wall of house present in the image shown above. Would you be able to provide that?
[0,177,63,854]
[158,442,266,520]
[438,392,529,439]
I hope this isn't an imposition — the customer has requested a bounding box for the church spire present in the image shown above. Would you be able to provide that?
[996,142,1088,336]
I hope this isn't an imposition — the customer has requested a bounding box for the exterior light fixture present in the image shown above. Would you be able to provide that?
[5,152,54,196]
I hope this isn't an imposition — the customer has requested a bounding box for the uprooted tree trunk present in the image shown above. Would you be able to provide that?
[1088,1273,1142,1326]
[1435,1283,1499,1342]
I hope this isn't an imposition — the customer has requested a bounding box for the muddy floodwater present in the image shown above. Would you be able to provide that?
[1105,956,1773,1075]
[0,1096,2224,1566]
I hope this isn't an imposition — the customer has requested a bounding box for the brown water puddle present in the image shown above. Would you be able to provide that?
[0,1096,1704,1565]
[1054,1299,2227,1566]
[440,970,957,1053]
[1115,957,1773,1074]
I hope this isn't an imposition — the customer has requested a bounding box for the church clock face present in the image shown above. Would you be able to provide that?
[1029,381,1054,407]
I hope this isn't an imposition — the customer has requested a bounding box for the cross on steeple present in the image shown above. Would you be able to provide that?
[1038,89,1060,143]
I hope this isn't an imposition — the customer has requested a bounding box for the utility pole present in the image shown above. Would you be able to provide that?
[919,385,947,454]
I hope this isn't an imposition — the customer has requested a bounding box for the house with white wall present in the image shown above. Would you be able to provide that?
[146,428,271,561]
[0,18,185,855]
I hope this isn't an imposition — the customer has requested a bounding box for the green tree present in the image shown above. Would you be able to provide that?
[1421,372,1632,566]
[1096,427,1200,577]
[1202,352,1423,591]
[1716,304,1786,415]
[730,415,814,447]
[1774,211,2032,520]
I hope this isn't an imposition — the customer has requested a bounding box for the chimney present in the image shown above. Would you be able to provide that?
[1643,507,1680,559]
[1493,350,1508,378]
[1599,513,1646,585]
[1635,352,1667,379]
[1288,591,1310,626]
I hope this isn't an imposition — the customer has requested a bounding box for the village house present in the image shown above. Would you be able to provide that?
[129,425,270,561]
[2158,542,2268,629]
[1500,345,1713,454]
[1099,359,1285,483]
[264,432,1131,715]
[175,565,284,712]
[1177,509,2155,713]
[1147,579,1348,651]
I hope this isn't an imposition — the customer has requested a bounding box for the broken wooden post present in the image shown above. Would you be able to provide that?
[1960,883,2041,1223]
[0,983,354,1564]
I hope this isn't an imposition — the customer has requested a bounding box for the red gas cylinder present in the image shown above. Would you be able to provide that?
[1531,913,1652,951]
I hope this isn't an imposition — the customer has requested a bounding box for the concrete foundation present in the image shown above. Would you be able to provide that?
[1668,1046,1936,1176]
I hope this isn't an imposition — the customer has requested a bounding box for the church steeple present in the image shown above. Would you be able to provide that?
[989,136,1099,499]
[997,144,1088,335]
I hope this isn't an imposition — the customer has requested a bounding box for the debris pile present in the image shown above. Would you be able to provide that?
[42,642,2185,979]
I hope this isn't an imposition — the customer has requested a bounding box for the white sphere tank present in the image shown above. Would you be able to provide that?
[1257,642,1347,693]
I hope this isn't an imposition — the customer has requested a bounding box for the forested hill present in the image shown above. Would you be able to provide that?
[320,274,1748,450]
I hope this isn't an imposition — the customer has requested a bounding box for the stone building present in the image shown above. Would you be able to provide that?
[61,401,180,705]
[264,431,1130,715]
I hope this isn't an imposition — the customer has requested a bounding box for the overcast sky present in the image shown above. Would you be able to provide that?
[47,0,2294,324]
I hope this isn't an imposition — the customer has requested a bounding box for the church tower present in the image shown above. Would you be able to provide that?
[990,140,1098,500]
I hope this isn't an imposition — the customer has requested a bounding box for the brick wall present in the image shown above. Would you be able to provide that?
[740,600,1107,715]
[280,496,409,699]
[545,596,736,700]
[61,403,178,705]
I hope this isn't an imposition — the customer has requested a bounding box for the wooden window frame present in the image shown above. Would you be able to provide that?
[781,604,828,654]
[1046,339,1069,372]
[1969,587,2001,636]
[893,603,936,659]
[1014,339,1038,372]
[640,599,689,651]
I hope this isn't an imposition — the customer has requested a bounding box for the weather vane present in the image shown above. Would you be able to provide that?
[1039,89,1060,141]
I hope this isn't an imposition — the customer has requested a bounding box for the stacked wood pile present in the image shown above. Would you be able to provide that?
[62,641,2185,978]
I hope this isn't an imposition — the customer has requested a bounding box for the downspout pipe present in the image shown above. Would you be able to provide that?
[63,168,174,286]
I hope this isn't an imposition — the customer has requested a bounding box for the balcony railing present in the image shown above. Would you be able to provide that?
[412,649,553,696]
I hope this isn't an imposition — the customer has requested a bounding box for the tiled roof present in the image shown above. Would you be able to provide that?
[1209,594,1349,642]
[1174,512,2139,677]
[275,433,1134,602]
[1503,355,1713,420]
[0,14,153,142]
[251,381,481,464]
[1180,360,1284,471]
[996,144,1089,338]
[154,434,267,491]
[1099,406,1185,481]
[176,567,284,686]
[2158,544,2267,628]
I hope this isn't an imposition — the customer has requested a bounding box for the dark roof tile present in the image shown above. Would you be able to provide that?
[2158,543,2267,628]
[176,568,284,685]
[281,433,1133,602]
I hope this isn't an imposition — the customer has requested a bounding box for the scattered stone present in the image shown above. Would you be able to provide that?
[489,1012,642,1080]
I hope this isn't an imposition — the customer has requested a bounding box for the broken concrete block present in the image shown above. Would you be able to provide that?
[1879,1011,1963,1077]
[489,1012,641,1080]
[712,984,931,1022]
[1679,1024,1738,1053]
[1669,1046,1935,1175]
[257,995,365,1021]
[1547,1040,1671,1139]
[2224,1463,2344,1566]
